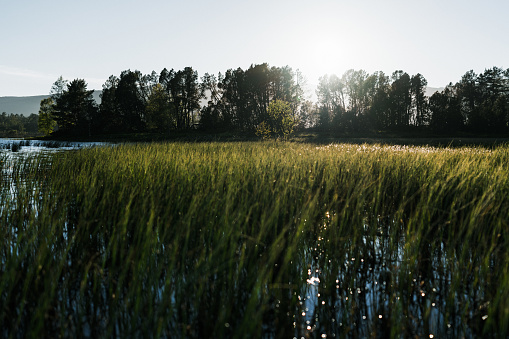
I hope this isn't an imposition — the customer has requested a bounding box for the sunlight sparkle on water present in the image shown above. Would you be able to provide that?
[307,277,320,286]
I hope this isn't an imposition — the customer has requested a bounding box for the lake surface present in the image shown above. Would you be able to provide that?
[0,138,107,154]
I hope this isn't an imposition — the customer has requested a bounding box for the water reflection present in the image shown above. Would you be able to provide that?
[278,213,496,338]
[1,138,108,203]
[0,139,106,154]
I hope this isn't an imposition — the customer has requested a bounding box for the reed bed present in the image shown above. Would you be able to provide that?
[1,142,508,338]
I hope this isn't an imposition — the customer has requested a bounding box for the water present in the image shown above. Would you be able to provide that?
[0,138,109,207]
[0,138,106,155]
[291,219,481,338]
[0,138,110,267]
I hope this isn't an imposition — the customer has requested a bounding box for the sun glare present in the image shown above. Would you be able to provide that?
[297,27,361,84]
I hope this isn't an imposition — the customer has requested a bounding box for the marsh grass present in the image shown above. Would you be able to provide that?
[1,142,508,338]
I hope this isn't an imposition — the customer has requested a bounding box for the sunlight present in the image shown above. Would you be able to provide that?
[295,25,363,86]
[311,35,345,72]
[301,33,346,77]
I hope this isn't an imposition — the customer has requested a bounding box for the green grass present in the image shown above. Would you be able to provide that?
[1,142,509,338]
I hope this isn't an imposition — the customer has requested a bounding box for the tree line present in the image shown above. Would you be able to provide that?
[0,112,39,137]
[315,67,509,135]
[39,64,309,137]
[38,64,509,137]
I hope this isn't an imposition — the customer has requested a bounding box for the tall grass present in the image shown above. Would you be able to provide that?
[1,142,508,338]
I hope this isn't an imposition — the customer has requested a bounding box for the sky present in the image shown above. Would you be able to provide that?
[1,0,508,97]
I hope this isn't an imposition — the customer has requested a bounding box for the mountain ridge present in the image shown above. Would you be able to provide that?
[0,91,102,116]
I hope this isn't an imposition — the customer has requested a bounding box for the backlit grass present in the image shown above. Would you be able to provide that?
[1,142,508,338]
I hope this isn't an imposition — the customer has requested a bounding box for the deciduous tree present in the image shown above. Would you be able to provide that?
[257,99,297,139]
[38,97,57,136]
[145,83,174,132]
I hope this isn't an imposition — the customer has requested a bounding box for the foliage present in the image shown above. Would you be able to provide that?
[49,76,68,101]
[53,79,98,134]
[0,112,39,137]
[145,83,174,132]
[199,64,306,132]
[429,86,463,133]
[160,67,202,130]
[314,66,509,136]
[39,64,509,137]
[37,97,57,136]
[258,99,297,139]
[116,70,146,132]
[98,75,121,133]
[254,120,271,139]
[456,67,509,133]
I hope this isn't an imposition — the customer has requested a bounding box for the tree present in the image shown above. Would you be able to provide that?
[180,67,202,129]
[145,83,174,132]
[292,69,312,128]
[316,74,346,129]
[0,112,39,137]
[410,73,428,126]
[217,67,246,130]
[161,67,202,130]
[199,64,304,133]
[455,67,509,133]
[256,99,297,139]
[429,86,463,133]
[242,64,271,129]
[199,73,225,131]
[455,70,479,127]
[53,79,98,134]
[98,75,122,133]
[139,71,160,103]
[38,97,57,136]
[389,71,412,128]
[50,76,68,102]
[369,71,391,130]
[477,67,508,132]
[296,100,317,129]
[116,70,146,132]
[26,114,39,135]
[342,69,368,116]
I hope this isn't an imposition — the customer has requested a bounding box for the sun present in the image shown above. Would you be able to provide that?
[294,30,361,86]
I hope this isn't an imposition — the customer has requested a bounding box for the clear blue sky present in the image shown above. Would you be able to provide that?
[1,0,508,97]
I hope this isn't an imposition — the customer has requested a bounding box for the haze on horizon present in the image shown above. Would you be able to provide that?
[1,0,507,97]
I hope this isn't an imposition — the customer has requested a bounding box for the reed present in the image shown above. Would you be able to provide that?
[1,142,508,338]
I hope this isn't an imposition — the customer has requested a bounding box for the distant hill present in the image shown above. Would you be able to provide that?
[0,91,102,116]
[0,95,48,116]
